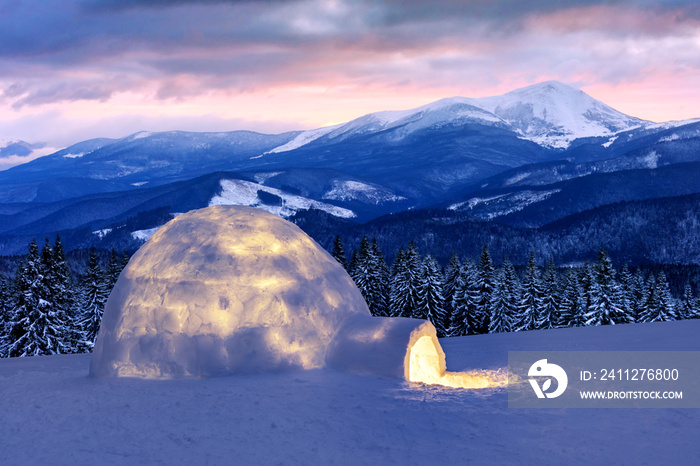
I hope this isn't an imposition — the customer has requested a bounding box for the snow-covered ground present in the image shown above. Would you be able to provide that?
[1,320,698,465]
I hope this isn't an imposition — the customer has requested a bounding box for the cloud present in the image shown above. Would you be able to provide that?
[0,0,698,144]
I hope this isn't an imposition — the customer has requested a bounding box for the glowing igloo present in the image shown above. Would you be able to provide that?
[90,205,494,388]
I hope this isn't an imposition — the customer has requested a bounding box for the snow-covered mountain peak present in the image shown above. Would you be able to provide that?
[471,81,647,148]
[265,80,649,153]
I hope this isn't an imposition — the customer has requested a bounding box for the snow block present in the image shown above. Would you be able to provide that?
[325,314,445,380]
[90,205,371,378]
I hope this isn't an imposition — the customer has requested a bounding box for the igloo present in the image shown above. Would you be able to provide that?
[90,205,494,388]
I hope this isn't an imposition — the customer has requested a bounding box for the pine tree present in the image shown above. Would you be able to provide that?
[6,239,70,356]
[631,268,647,322]
[585,249,631,326]
[0,274,11,356]
[501,258,521,327]
[367,239,390,317]
[47,235,80,352]
[558,268,585,327]
[515,252,542,331]
[448,261,480,336]
[537,259,559,330]
[389,242,422,318]
[618,264,633,317]
[331,235,348,270]
[680,284,697,320]
[78,248,109,348]
[637,273,676,323]
[474,245,495,333]
[418,255,447,335]
[488,269,512,334]
[442,253,462,329]
[105,248,122,291]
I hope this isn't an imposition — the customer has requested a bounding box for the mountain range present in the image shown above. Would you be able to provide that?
[0,80,699,264]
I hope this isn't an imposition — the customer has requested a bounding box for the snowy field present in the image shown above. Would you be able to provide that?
[1,320,699,465]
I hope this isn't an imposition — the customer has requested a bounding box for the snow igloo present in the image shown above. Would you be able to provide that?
[90,205,493,388]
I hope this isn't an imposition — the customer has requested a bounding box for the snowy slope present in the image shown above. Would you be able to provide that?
[470,81,646,148]
[209,178,355,218]
[267,81,647,153]
[1,320,698,465]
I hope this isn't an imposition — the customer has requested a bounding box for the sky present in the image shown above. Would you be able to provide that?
[0,0,699,165]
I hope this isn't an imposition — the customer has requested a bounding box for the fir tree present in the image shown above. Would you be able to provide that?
[637,273,676,323]
[6,239,70,356]
[442,252,462,329]
[515,252,542,331]
[500,258,521,326]
[680,284,697,320]
[389,242,422,318]
[105,248,122,291]
[367,239,390,316]
[474,245,495,333]
[331,236,348,270]
[418,255,447,335]
[78,248,109,348]
[0,274,11,355]
[488,269,512,334]
[448,261,480,336]
[585,249,630,326]
[537,259,559,330]
[618,264,633,317]
[631,268,647,322]
[559,268,585,327]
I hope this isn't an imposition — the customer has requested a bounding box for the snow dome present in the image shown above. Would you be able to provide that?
[90,205,495,389]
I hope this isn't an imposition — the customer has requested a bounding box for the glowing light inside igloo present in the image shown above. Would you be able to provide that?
[90,205,504,389]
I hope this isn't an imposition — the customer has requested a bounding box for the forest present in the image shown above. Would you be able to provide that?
[2,231,697,358]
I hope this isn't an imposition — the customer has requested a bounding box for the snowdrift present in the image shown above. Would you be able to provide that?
[90,205,490,388]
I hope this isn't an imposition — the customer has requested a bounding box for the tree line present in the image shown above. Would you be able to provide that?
[0,236,127,357]
[333,236,700,337]
[2,233,699,358]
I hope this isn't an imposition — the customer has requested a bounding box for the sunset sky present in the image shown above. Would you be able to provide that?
[1,0,699,159]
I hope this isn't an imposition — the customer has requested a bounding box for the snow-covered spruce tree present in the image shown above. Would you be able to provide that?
[350,237,371,304]
[448,261,481,336]
[514,252,542,332]
[680,284,698,320]
[474,245,495,333]
[442,252,462,327]
[558,268,585,328]
[618,264,633,318]
[368,239,390,316]
[389,242,422,318]
[0,274,11,356]
[105,248,122,291]
[78,248,109,348]
[638,272,676,323]
[350,237,390,317]
[417,255,447,336]
[6,239,70,357]
[537,259,560,330]
[45,236,82,352]
[631,268,647,322]
[488,269,512,334]
[501,258,521,327]
[331,235,348,270]
[585,249,631,326]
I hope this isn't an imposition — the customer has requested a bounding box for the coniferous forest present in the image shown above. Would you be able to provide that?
[1,234,699,357]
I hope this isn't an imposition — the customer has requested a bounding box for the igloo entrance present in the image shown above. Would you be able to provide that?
[407,336,493,389]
